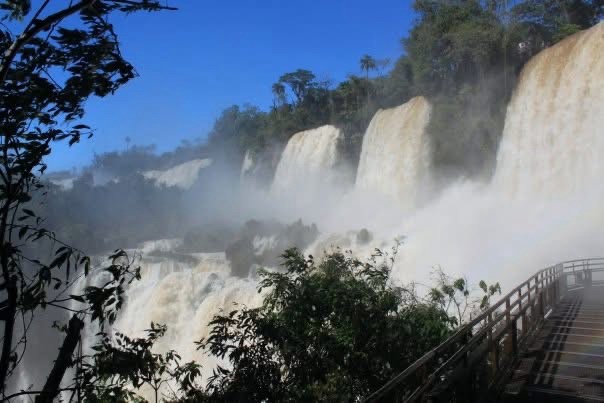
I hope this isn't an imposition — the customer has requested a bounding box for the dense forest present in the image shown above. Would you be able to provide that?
[0,0,601,401]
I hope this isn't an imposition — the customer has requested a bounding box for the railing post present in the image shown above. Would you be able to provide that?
[517,287,527,338]
[546,270,552,310]
[511,317,518,355]
[552,268,560,306]
[451,331,472,403]
[585,261,592,288]
[538,278,545,319]
[505,298,518,357]
[559,268,567,299]
[488,311,499,379]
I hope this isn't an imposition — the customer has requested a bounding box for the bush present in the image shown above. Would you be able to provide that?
[200,247,454,402]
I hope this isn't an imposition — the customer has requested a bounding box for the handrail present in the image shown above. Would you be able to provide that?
[364,258,604,402]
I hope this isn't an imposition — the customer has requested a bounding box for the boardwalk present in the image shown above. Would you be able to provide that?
[504,286,604,402]
[364,259,604,403]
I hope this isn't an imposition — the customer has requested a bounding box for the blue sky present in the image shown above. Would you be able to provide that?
[47,0,416,172]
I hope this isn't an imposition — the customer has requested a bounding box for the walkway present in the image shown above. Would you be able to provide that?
[504,286,604,402]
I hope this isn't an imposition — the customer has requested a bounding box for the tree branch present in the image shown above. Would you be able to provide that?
[111,0,177,10]
[35,314,84,403]
[0,0,98,86]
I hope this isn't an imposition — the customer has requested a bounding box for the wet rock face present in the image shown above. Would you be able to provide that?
[179,226,235,253]
[226,219,319,277]
[225,237,256,278]
[356,228,372,245]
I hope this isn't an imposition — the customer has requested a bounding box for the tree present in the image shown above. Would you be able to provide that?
[0,0,176,399]
[271,82,286,107]
[78,322,202,403]
[360,54,377,79]
[511,0,603,43]
[278,69,316,105]
[206,105,268,157]
[199,246,457,401]
[405,0,505,93]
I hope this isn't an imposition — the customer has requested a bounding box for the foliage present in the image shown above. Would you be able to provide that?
[0,0,174,399]
[198,247,454,401]
[511,0,602,43]
[78,323,202,403]
[41,173,187,254]
[277,69,318,105]
[360,54,377,79]
[207,105,269,158]
[428,266,501,326]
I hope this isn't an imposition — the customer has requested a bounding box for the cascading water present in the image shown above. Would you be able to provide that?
[75,248,262,400]
[240,150,255,183]
[386,23,604,287]
[271,125,348,193]
[143,158,212,189]
[494,22,604,197]
[355,96,432,207]
[307,24,604,289]
[114,254,261,363]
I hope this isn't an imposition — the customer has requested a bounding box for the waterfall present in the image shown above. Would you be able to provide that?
[355,96,432,206]
[494,22,604,198]
[387,24,604,288]
[143,158,212,189]
[114,254,261,360]
[75,250,263,400]
[271,125,348,193]
[240,150,255,183]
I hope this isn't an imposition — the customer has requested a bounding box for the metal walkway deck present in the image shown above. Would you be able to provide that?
[504,286,604,402]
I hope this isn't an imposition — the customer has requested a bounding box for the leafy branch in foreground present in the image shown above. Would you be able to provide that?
[0,0,174,399]
[77,322,201,403]
[195,247,464,402]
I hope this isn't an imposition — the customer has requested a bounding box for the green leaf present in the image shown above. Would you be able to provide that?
[479,280,487,293]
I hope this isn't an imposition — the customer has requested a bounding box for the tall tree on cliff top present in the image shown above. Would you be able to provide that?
[278,69,316,105]
[360,54,377,79]
[511,0,603,43]
[0,0,177,400]
[405,0,505,95]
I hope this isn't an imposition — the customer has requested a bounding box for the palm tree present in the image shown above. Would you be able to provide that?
[360,54,377,80]
[271,82,286,107]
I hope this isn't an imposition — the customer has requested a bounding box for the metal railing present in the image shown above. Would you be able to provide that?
[364,258,604,402]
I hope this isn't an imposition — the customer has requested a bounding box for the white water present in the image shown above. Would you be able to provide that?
[494,23,604,197]
[240,150,255,183]
[356,96,432,207]
[271,125,349,193]
[143,158,212,189]
[309,24,604,289]
[388,23,604,287]
[115,254,261,359]
[49,177,76,190]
